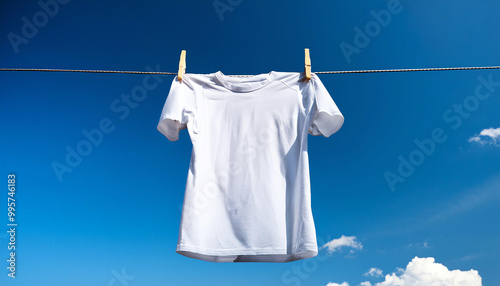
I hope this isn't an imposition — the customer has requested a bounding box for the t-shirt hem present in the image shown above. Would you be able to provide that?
[176,244,318,263]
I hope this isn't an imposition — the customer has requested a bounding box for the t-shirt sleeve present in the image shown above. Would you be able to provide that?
[157,76,196,141]
[308,73,344,137]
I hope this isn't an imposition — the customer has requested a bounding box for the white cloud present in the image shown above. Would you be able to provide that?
[469,127,500,146]
[360,282,372,286]
[366,175,500,237]
[326,282,349,286]
[364,268,383,277]
[360,256,481,286]
[427,177,500,224]
[321,235,363,254]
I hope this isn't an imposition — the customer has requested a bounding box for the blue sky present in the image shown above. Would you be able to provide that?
[0,0,499,285]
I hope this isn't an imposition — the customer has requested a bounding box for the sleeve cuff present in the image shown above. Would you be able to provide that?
[309,112,344,138]
[157,117,186,142]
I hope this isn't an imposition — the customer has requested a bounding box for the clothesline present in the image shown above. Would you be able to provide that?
[0,66,500,77]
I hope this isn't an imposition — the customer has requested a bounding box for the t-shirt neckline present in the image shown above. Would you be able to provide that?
[214,71,275,92]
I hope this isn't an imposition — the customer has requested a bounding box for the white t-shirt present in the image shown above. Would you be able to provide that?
[157,71,344,262]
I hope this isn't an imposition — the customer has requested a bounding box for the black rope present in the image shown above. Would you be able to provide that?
[0,66,500,76]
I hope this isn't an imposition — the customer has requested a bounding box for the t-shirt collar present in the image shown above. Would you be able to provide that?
[214,71,275,92]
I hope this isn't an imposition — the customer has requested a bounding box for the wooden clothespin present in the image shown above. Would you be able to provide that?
[304,48,311,80]
[178,50,186,81]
